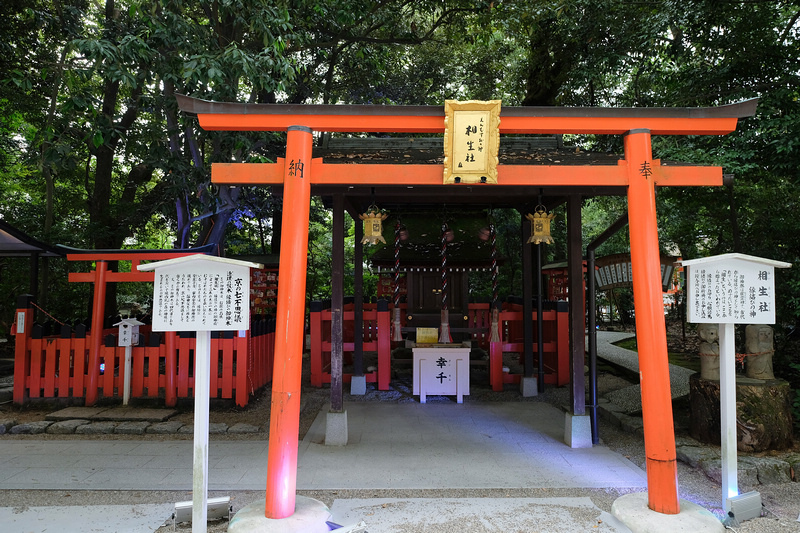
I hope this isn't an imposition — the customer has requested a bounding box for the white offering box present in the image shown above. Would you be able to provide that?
[412,345,471,404]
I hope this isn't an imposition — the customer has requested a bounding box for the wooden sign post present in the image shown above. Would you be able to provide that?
[113,317,144,405]
[680,253,790,514]
[138,255,261,533]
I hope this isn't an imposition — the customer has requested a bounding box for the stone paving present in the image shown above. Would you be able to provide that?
[1,331,796,492]
[592,331,799,489]
[0,418,262,436]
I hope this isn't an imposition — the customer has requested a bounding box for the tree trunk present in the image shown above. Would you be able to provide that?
[689,373,794,452]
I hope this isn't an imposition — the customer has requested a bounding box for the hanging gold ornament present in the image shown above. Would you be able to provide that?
[359,205,389,245]
[525,205,556,245]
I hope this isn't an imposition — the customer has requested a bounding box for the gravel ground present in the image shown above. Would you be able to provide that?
[1,353,799,533]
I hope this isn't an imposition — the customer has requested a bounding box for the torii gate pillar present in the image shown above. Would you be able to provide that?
[264,126,314,519]
[625,129,679,513]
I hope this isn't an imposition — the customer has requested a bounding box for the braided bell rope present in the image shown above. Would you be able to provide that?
[441,224,448,310]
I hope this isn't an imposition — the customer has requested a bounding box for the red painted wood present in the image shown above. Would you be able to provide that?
[145,344,160,397]
[164,332,177,406]
[210,337,222,397]
[102,346,116,399]
[177,336,191,397]
[198,109,742,136]
[132,344,145,397]
[222,337,234,399]
[377,306,391,391]
[556,309,570,386]
[266,331,275,382]
[44,338,58,396]
[72,336,86,398]
[57,339,71,397]
[235,335,248,406]
[13,306,32,404]
[625,130,679,513]
[265,126,313,518]
[248,333,259,389]
[29,337,43,398]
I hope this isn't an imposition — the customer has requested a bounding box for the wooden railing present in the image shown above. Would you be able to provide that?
[309,299,392,390]
[308,298,570,392]
[12,298,275,407]
[488,300,570,390]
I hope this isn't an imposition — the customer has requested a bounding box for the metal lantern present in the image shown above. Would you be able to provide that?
[359,205,388,245]
[525,205,556,245]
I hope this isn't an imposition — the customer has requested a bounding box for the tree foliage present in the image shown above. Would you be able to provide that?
[2,1,800,346]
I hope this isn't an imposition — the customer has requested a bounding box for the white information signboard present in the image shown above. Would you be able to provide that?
[683,254,785,325]
[680,253,790,515]
[138,254,260,533]
[148,259,250,332]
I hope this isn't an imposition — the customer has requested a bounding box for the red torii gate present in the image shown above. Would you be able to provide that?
[60,245,215,406]
[177,95,757,520]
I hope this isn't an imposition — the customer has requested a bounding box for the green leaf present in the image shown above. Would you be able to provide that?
[92,131,104,148]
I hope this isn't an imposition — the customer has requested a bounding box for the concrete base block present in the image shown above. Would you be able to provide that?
[228,496,332,533]
[350,375,367,396]
[564,412,592,448]
[325,410,348,446]
[612,492,724,533]
[520,376,538,397]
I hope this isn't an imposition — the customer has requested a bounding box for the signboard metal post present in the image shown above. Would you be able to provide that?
[138,255,261,533]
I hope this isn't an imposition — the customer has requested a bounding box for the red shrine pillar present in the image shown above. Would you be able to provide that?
[624,129,679,514]
[265,125,313,519]
[85,260,108,405]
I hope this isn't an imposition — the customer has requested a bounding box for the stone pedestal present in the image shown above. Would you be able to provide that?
[564,413,592,448]
[350,375,367,396]
[520,376,538,397]
[228,496,331,533]
[325,410,348,446]
[689,373,793,452]
[612,492,724,533]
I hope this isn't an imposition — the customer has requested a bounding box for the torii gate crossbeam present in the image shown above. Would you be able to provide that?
[177,95,757,520]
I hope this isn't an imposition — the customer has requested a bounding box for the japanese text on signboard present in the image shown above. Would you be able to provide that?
[152,267,248,331]
[687,263,775,324]
[443,100,500,184]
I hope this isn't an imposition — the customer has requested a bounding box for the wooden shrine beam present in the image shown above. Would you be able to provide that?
[212,159,722,188]
[177,94,757,136]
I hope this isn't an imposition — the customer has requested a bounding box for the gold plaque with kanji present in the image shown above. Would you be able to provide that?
[443,100,501,184]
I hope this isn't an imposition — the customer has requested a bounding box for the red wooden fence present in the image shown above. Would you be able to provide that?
[309,300,392,390]
[12,299,275,407]
[488,300,570,390]
[309,299,569,392]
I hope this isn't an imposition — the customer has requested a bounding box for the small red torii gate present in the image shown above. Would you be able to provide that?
[60,245,215,406]
[177,95,757,520]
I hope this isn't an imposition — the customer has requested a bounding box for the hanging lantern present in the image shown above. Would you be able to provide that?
[359,205,388,245]
[525,205,556,245]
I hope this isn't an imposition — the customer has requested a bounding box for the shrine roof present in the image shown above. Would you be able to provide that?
[0,219,64,257]
[177,94,757,135]
[177,94,757,120]
[313,135,622,166]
